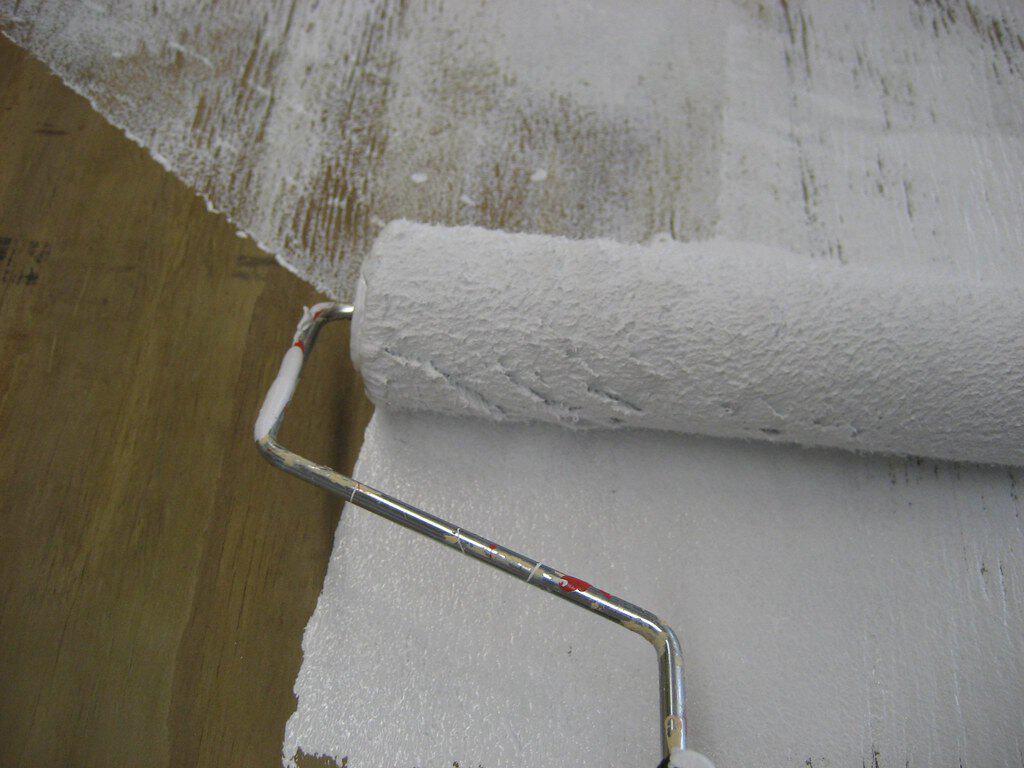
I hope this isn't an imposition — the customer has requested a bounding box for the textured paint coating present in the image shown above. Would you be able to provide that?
[353,221,1024,466]
[285,412,1024,766]
[4,2,1022,295]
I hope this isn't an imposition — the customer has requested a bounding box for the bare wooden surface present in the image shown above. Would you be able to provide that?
[0,37,372,767]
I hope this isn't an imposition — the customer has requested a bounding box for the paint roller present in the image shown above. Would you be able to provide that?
[352,221,1024,466]
[255,221,1024,768]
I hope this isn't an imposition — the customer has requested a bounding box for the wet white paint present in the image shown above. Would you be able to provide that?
[284,3,1024,763]
[287,412,1024,767]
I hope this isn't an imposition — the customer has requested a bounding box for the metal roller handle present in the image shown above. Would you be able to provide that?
[255,302,712,768]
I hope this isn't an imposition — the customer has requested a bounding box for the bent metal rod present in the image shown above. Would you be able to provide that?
[255,301,689,766]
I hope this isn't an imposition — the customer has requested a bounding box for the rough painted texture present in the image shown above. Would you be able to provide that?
[353,222,1024,466]
[3,1,1022,295]
[284,3,1024,761]
[0,0,725,297]
[719,1,1024,279]
[287,412,1024,767]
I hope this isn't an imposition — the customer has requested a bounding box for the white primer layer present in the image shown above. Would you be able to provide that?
[286,411,1024,767]
[287,4,1024,765]
[4,2,1022,294]
[0,0,726,297]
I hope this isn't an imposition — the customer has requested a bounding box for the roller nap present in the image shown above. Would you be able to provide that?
[352,222,1024,466]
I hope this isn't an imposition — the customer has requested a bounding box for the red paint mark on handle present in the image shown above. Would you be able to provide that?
[558,575,592,593]
[557,575,612,599]
[293,340,305,352]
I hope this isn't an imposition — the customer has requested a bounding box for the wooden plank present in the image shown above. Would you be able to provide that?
[0,36,372,767]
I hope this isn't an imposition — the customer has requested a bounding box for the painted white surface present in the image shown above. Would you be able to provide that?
[284,4,1024,761]
[717,2,1024,279]
[0,0,726,296]
[353,222,1024,466]
[5,2,1022,295]
[286,411,1024,767]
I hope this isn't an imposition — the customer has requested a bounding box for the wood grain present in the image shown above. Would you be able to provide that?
[1,1,728,297]
[0,36,372,767]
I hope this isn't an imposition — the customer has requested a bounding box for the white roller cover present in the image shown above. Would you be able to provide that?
[352,221,1024,466]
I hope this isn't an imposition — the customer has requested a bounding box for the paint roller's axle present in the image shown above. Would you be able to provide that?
[254,302,705,768]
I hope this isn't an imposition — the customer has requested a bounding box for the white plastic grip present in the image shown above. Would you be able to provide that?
[254,344,305,441]
[253,301,338,441]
